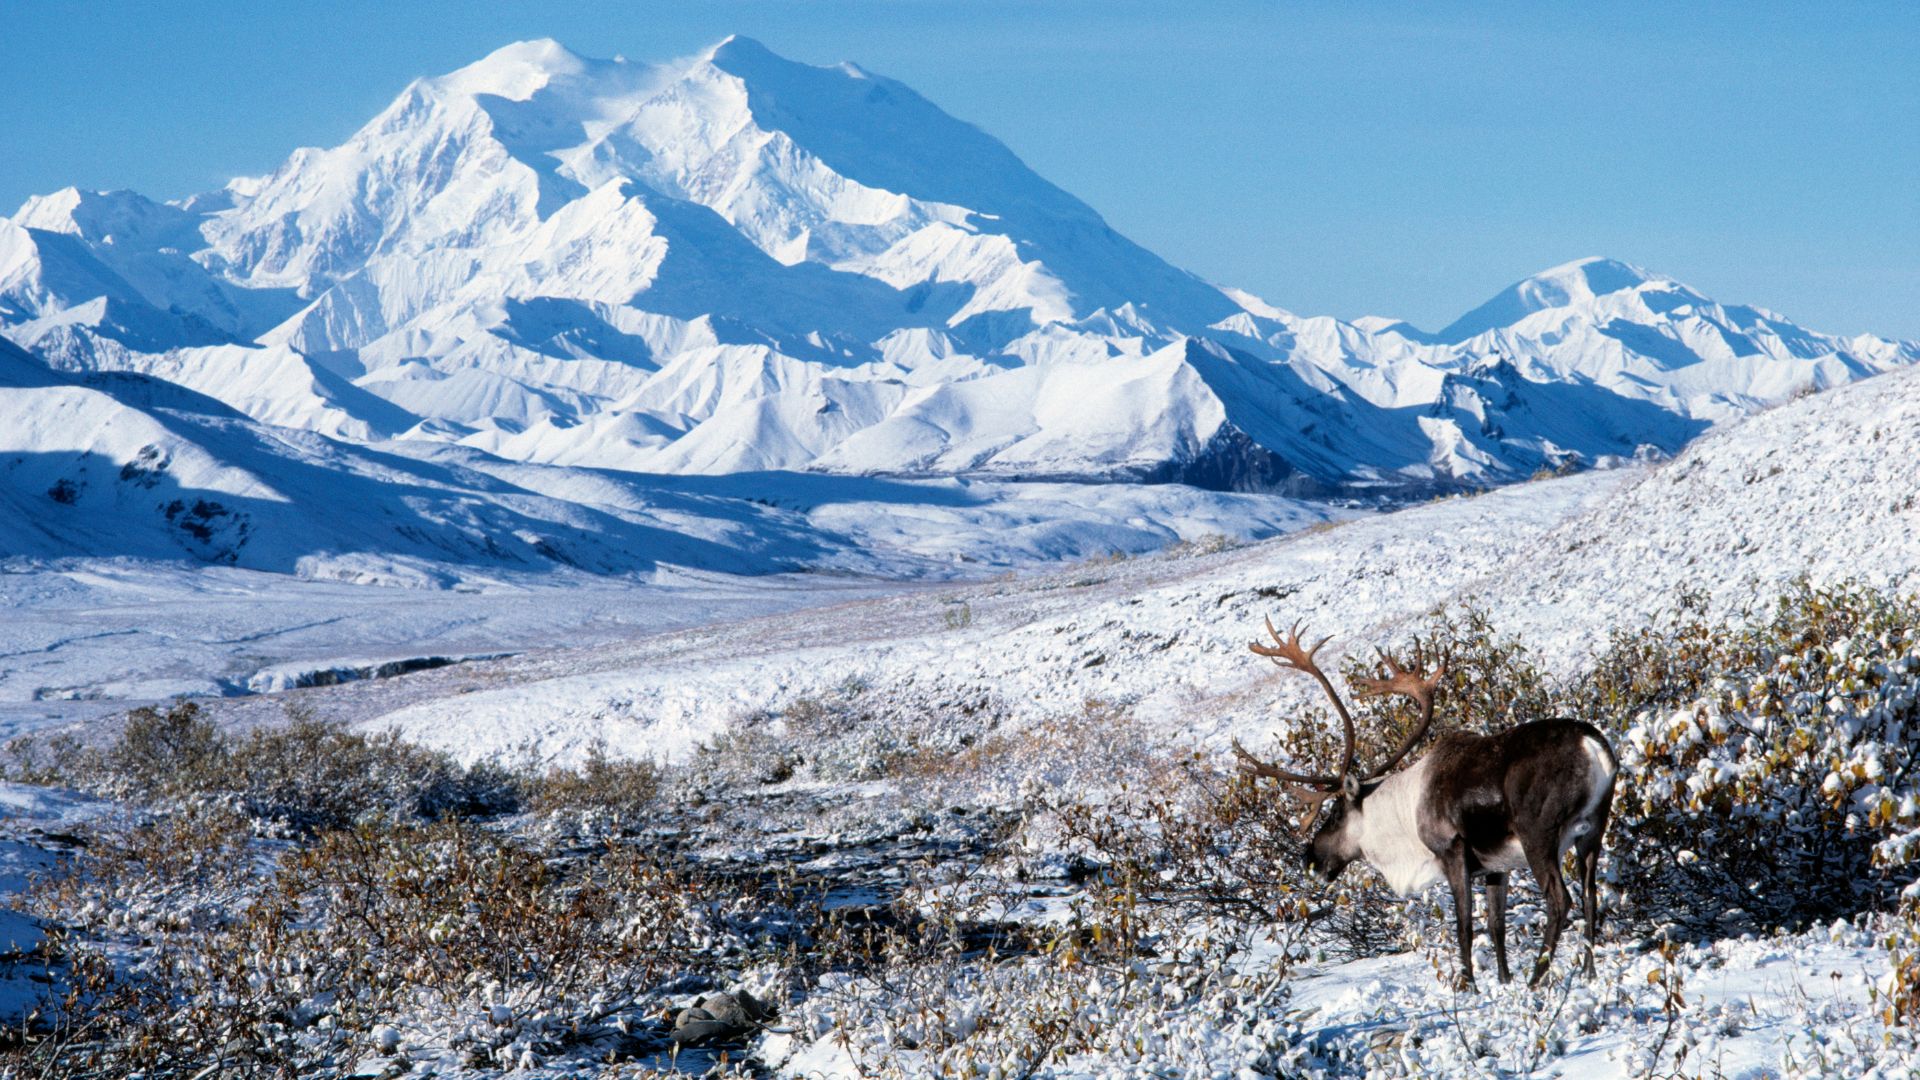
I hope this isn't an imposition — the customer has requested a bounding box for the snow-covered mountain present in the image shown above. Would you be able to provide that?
[3,36,1914,502]
[0,328,1332,593]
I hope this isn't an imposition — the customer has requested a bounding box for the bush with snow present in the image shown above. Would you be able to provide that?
[18,815,717,1074]
[3,702,520,833]
[1577,581,1920,933]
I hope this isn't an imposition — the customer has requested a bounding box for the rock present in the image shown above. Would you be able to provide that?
[671,989,777,1047]
[1367,1027,1408,1053]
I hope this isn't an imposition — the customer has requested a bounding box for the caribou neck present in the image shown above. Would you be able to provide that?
[1352,758,1446,897]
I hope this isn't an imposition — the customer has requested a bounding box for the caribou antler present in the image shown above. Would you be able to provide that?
[1229,737,1344,837]
[1245,617,1357,790]
[1232,617,1366,836]
[1230,736,1336,787]
[1350,649,1448,780]
[1234,623,1451,821]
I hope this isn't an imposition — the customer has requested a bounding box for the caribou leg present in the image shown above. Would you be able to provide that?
[1578,785,1613,977]
[1485,871,1511,984]
[1442,838,1475,989]
[1578,845,1601,976]
[1525,842,1572,987]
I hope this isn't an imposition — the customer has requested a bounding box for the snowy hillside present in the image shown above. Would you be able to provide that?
[4,37,1913,497]
[0,336,835,584]
[172,360,1910,770]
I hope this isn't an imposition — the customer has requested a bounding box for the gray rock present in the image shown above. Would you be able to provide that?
[671,989,776,1047]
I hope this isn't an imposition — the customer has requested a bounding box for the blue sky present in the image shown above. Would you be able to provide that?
[4,1,1914,337]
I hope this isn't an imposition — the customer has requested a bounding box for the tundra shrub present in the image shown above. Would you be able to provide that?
[1164,589,1920,960]
[102,699,226,799]
[1332,605,1556,750]
[20,817,707,1074]
[6,703,518,832]
[220,715,519,831]
[1582,581,1920,934]
[526,740,662,818]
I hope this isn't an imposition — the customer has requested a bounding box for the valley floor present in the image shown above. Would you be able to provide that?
[158,467,1634,768]
[0,562,919,739]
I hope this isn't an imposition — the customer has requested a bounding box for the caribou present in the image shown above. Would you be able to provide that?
[1231,618,1617,987]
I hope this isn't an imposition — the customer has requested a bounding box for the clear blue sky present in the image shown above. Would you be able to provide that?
[4,1,1915,337]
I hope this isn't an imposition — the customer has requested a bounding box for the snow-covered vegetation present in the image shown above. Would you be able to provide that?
[0,350,1914,1073]
[5,576,1920,1076]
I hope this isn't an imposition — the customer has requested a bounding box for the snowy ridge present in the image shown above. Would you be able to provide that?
[0,336,1333,598]
[3,38,1913,502]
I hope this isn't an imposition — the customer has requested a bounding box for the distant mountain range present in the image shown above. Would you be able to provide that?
[2,36,1913,560]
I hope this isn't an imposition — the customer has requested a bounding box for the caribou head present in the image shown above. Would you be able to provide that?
[1229,617,1444,882]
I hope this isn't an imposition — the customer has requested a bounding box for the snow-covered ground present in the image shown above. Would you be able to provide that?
[0,782,108,1023]
[1278,927,1893,1078]
[14,356,1916,768]
[0,468,1339,739]
[767,920,1898,1078]
[329,468,1631,768]
[0,563,914,736]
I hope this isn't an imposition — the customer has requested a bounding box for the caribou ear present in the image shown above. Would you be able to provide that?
[1341,774,1362,801]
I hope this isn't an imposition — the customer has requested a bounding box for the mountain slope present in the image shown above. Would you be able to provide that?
[1483,359,1920,667]
[2,39,1914,499]
[1413,257,1910,422]
[0,337,843,583]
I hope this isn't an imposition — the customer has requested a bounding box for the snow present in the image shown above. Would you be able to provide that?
[0,782,108,1023]
[1,35,1917,1072]
[323,469,1619,768]
[0,337,1342,735]
[78,359,1889,782]
[1271,927,1892,1078]
[3,40,1911,502]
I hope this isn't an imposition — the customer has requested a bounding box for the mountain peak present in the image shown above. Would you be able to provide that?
[12,187,197,248]
[434,38,590,100]
[702,34,867,86]
[478,37,581,68]
[1531,256,1660,296]
[6,38,1912,508]
[706,34,776,63]
[11,186,86,228]
[1434,256,1670,343]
